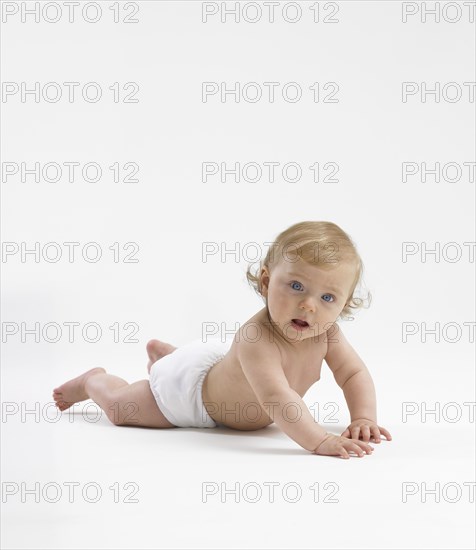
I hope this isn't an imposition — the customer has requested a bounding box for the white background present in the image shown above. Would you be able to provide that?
[1,1,475,549]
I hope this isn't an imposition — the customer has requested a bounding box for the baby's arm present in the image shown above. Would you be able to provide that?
[325,323,392,443]
[325,323,377,420]
[237,339,373,458]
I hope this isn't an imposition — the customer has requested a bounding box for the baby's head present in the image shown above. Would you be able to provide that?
[246,221,371,341]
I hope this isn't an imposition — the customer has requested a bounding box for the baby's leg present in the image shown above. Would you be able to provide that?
[53,368,175,428]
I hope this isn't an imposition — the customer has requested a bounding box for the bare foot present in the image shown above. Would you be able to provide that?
[146,339,177,374]
[52,367,106,411]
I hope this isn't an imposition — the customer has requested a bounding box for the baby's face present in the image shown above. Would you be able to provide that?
[260,257,356,342]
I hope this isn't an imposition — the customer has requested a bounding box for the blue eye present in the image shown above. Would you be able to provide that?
[290,281,303,291]
[322,294,334,302]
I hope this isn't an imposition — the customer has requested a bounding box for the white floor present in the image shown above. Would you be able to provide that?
[2,359,475,550]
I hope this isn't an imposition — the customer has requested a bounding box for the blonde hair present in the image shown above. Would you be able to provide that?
[246,221,371,321]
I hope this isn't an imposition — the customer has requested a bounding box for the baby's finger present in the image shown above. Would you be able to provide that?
[347,442,365,457]
[341,428,351,438]
[361,425,371,442]
[354,439,374,454]
[339,447,350,459]
[378,426,393,440]
[351,426,361,440]
[370,426,381,443]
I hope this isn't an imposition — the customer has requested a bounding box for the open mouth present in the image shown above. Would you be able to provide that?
[292,319,309,328]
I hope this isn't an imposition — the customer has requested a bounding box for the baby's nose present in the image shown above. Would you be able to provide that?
[300,299,317,313]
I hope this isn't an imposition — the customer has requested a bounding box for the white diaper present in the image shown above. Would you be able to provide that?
[149,336,232,428]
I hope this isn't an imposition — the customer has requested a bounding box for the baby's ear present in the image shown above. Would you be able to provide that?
[259,267,270,293]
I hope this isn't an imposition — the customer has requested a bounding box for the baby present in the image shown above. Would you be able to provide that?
[53,221,392,459]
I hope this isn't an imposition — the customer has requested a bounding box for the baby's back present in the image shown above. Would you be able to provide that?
[202,307,328,430]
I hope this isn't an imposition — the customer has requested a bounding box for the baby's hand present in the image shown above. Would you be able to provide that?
[313,433,373,459]
[341,418,392,443]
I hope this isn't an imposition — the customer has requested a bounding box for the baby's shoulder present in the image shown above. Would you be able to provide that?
[233,321,282,361]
